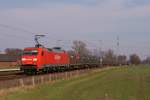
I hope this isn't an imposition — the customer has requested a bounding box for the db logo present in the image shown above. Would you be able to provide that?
[54,55,61,60]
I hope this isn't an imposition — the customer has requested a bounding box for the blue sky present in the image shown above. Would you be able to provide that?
[0,0,150,59]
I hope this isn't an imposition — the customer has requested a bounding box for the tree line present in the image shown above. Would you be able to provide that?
[3,40,149,65]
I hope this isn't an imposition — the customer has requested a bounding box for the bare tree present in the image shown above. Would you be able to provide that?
[5,48,23,56]
[117,55,127,65]
[142,56,150,64]
[72,40,90,57]
[129,54,141,65]
[103,49,117,66]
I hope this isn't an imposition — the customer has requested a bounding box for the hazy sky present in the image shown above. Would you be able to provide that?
[0,0,150,59]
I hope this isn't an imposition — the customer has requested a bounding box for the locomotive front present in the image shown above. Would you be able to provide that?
[20,47,40,73]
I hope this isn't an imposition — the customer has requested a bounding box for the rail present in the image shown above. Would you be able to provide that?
[0,68,20,72]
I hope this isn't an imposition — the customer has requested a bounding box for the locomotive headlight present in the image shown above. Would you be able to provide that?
[33,58,38,62]
[22,58,26,61]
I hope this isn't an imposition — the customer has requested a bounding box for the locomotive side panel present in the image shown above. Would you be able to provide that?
[45,51,69,65]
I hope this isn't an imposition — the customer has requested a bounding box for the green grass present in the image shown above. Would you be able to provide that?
[1,65,150,100]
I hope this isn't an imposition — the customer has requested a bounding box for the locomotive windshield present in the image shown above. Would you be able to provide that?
[23,50,38,55]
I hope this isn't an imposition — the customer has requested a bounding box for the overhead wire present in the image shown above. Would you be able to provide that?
[0,24,69,51]
[0,24,34,34]
[0,32,31,40]
[0,24,50,43]
[0,33,33,44]
[0,24,36,46]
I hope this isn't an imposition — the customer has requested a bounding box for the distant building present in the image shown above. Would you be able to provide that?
[0,51,5,54]
[0,54,21,67]
[0,54,20,62]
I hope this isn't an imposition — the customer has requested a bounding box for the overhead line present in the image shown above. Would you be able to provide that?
[0,32,31,40]
[0,24,34,34]
[0,34,33,43]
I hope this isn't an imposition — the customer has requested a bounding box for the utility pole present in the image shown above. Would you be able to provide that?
[117,36,120,65]
[117,36,120,54]
[99,40,103,66]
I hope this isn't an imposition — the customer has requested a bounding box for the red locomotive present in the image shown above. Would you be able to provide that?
[21,35,71,74]
[21,46,70,73]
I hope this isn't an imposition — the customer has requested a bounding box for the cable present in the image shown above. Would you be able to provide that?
[0,32,31,40]
[0,33,33,44]
[0,24,34,34]
[0,24,36,44]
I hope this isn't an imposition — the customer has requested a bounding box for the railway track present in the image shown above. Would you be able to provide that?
[0,70,26,81]
[0,65,101,82]
[0,66,105,90]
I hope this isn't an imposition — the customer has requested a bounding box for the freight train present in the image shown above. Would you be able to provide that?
[20,46,99,74]
[20,35,99,74]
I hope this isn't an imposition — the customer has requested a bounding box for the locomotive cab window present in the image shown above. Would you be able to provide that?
[23,50,38,55]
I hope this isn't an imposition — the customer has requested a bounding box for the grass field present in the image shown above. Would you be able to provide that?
[1,65,150,100]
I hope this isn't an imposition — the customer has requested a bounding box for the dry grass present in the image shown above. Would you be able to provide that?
[0,62,18,69]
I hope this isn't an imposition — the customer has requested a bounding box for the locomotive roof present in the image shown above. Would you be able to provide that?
[24,47,65,53]
[24,47,39,49]
[24,47,44,50]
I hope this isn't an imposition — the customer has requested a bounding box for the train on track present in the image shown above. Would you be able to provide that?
[20,35,100,74]
[20,46,99,74]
